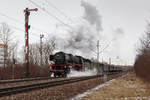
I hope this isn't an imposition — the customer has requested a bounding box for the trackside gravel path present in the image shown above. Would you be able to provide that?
[81,72,150,100]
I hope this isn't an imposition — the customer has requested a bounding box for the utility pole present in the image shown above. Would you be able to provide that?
[109,58,111,65]
[12,51,15,79]
[96,40,100,62]
[40,34,44,75]
[24,8,38,77]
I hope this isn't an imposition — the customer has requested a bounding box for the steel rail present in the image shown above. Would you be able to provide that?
[0,77,58,84]
[0,75,105,97]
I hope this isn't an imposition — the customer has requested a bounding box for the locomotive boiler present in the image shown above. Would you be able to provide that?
[49,52,88,77]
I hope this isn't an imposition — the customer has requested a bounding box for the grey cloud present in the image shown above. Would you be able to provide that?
[81,0,102,32]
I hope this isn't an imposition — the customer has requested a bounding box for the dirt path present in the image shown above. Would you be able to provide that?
[82,73,150,100]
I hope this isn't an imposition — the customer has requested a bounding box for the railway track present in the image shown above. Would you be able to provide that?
[0,77,53,84]
[0,74,106,97]
[0,77,71,89]
[0,73,123,97]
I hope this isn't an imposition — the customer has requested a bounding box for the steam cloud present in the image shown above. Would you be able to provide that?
[68,68,97,77]
[62,1,102,57]
[81,0,102,31]
[63,25,95,55]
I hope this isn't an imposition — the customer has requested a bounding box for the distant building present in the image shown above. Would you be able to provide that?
[0,43,8,67]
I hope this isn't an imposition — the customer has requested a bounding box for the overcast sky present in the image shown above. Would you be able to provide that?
[0,0,150,65]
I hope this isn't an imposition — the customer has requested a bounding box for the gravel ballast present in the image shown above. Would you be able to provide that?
[0,74,121,100]
[0,78,73,89]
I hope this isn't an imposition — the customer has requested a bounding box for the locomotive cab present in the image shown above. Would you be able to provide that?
[49,55,54,61]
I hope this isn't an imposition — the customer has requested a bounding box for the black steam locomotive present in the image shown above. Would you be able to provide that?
[49,51,125,77]
[49,52,91,77]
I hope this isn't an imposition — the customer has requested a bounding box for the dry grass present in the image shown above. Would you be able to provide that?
[82,73,150,100]
[0,64,50,80]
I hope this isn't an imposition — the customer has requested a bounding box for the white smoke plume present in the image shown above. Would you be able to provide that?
[81,0,102,32]
[61,1,102,57]
[63,25,96,56]
[68,68,98,77]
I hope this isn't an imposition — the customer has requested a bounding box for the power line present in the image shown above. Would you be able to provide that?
[0,12,23,24]
[0,12,44,39]
[0,12,48,35]
[29,0,96,39]
[44,0,74,23]
[44,0,86,26]
[99,44,109,54]
[9,24,39,39]
[28,0,109,56]
[28,0,77,31]
[0,24,39,45]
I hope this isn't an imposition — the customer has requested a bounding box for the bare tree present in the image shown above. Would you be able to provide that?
[29,43,40,65]
[0,23,16,68]
[134,22,150,81]
[28,37,56,67]
[137,26,150,55]
[43,38,56,65]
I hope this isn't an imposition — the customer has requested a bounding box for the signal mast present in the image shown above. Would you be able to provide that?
[24,8,38,77]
